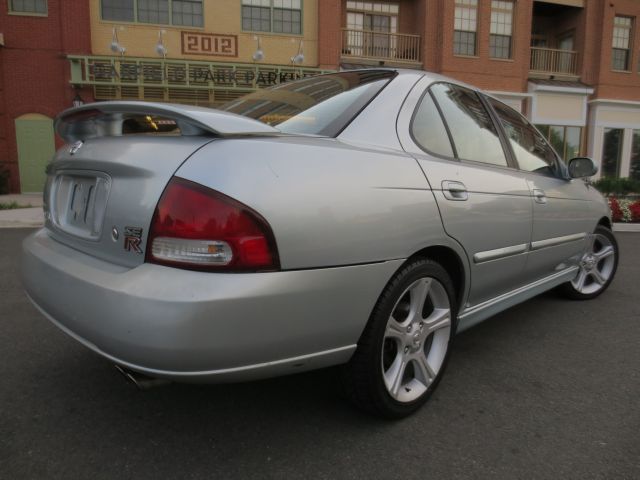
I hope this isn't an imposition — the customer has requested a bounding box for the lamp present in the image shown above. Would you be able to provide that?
[252,36,264,62]
[291,40,304,65]
[155,29,168,58]
[110,27,126,56]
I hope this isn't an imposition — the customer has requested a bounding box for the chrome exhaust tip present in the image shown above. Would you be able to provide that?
[114,364,171,390]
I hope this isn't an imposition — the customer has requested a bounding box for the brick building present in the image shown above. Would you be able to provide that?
[318,0,640,180]
[1,0,640,193]
[0,0,92,193]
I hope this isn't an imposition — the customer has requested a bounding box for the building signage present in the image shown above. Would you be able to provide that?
[181,32,238,57]
[91,62,311,87]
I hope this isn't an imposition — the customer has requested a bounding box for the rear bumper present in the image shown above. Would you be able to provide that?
[22,229,402,382]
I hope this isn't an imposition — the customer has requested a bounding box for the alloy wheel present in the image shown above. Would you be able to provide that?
[381,277,452,403]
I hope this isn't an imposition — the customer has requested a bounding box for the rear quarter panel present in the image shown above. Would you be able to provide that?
[175,136,459,271]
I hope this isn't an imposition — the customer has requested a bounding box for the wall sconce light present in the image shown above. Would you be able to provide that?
[110,27,126,56]
[291,40,304,65]
[155,29,168,58]
[252,36,265,62]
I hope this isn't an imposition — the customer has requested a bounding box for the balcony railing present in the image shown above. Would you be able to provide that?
[342,28,421,63]
[530,47,579,76]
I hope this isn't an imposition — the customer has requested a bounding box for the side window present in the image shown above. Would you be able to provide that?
[488,98,559,176]
[430,83,508,167]
[411,91,455,158]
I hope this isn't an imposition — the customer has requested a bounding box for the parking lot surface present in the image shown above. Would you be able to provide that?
[1,228,639,479]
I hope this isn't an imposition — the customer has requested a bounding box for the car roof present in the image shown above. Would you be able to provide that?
[339,68,483,94]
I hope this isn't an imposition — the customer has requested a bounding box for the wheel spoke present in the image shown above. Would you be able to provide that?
[594,245,615,261]
[409,279,431,322]
[384,356,407,397]
[413,354,436,386]
[573,269,588,291]
[591,268,607,286]
[424,308,451,333]
[385,318,405,340]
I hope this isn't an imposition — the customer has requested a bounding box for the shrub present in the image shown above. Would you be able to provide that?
[630,201,640,222]
[608,197,640,223]
[593,177,640,196]
[609,197,623,222]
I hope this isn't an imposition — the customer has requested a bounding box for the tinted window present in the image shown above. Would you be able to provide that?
[489,98,558,176]
[221,71,395,137]
[430,83,508,167]
[411,92,454,158]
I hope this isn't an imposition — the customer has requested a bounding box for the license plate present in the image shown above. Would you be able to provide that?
[50,172,111,240]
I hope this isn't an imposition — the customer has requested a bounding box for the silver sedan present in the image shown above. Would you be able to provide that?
[22,69,618,418]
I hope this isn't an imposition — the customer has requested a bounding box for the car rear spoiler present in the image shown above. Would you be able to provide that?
[55,101,280,143]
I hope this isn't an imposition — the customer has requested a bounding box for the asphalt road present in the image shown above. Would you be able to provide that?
[1,228,639,480]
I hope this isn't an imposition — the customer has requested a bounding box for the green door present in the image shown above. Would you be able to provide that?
[15,114,55,193]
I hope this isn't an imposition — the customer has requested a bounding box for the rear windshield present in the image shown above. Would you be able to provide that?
[220,70,396,137]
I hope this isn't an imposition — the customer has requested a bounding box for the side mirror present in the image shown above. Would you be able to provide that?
[568,157,598,179]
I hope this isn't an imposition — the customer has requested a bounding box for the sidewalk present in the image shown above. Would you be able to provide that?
[0,194,44,228]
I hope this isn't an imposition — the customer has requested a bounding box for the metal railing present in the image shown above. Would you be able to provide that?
[530,47,579,76]
[341,28,421,63]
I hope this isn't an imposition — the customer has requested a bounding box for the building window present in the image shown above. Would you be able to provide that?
[9,0,47,14]
[612,16,632,71]
[171,0,203,27]
[490,1,513,59]
[535,125,582,162]
[631,130,640,181]
[601,128,624,178]
[242,0,302,34]
[101,0,203,27]
[454,0,478,56]
[137,0,169,24]
[345,2,399,59]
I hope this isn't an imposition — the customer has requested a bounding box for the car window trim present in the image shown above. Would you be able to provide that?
[478,92,519,170]
[408,86,459,162]
[428,82,514,169]
[483,94,565,179]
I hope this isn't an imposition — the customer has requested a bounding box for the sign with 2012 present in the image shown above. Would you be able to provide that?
[181,32,238,57]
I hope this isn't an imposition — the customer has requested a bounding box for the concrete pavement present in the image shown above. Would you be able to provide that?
[0,194,44,228]
[2,228,639,479]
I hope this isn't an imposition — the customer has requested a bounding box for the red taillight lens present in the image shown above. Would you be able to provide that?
[146,177,279,272]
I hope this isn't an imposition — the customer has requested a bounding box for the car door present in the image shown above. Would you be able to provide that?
[486,97,594,281]
[398,81,533,307]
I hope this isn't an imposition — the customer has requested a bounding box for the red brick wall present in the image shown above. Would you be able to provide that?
[587,0,640,101]
[437,0,532,92]
[318,0,343,69]
[0,0,92,193]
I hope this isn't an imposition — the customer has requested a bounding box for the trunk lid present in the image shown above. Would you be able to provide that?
[44,136,214,267]
[45,100,281,267]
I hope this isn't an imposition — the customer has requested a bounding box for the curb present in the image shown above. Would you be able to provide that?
[0,207,44,229]
[613,223,640,232]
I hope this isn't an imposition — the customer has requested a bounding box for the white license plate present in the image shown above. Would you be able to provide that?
[50,172,111,240]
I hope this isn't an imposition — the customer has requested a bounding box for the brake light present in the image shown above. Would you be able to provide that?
[146,177,279,271]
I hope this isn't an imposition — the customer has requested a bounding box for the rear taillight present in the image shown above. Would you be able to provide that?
[146,177,279,272]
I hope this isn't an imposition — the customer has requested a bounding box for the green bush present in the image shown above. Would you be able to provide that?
[0,167,10,195]
[592,177,640,196]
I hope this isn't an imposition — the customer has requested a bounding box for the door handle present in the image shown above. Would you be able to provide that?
[442,181,469,201]
[533,189,547,204]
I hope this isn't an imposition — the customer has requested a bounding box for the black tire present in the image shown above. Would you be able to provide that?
[342,258,457,419]
[559,225,619,300]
